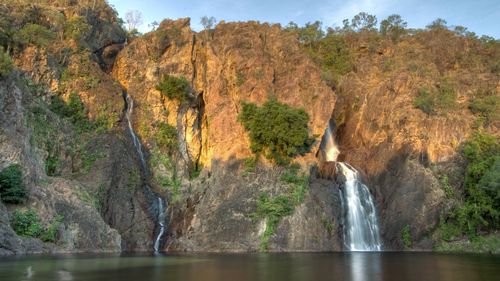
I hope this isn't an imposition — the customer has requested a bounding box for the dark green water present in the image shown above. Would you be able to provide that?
[0,252,499,281]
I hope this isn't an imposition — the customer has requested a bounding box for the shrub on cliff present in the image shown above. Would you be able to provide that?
[414,79,457,115]
[10,209,62,242]
[0,164,28,204]
[238,99,313,165]
[19,23,55,47]
[153,121,178,155]
[0,47,13,76]
[156,75,191,104]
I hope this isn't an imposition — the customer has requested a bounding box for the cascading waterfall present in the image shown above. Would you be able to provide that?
[123,92,167,253]
[320,121,381,251]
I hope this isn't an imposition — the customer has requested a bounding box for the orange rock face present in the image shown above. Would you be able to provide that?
[112,19,336,170]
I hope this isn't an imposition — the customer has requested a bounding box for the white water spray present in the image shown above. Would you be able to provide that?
[321,122,381,251]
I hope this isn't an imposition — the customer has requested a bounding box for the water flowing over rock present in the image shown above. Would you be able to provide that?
[337,163,381,251]
[123,92,167,252]
[319,121,381,251]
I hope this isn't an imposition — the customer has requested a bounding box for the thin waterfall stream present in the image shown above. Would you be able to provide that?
[320,121,382,251]
[123,92,167,253]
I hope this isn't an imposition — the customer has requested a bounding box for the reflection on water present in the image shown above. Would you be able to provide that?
[349,252,381,281]
[1,252,499,281]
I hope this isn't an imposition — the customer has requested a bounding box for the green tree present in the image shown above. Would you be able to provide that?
[0,164,28,204]
[238,99,313,165]
[380,14,407,43]
[350,12,378,32]
[154,122,178,155]
[19,23,55,47]
[426,18,448,30]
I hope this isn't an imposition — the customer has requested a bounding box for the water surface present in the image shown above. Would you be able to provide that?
[0,252,498,281]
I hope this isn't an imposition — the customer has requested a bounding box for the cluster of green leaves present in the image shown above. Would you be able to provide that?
[414,80,457,115]
[439,132,499,240]
[0,164,28,204]
[440,174,455,199]
[10,209,62,242]
[0,47,13,76]
[156,75,192,104]
[238,99,313,165]
[253,164,309,250]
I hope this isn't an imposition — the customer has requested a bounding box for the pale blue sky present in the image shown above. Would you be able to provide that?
[107,0,500,38]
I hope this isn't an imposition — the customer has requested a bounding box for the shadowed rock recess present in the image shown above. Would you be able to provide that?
[1,0,498,255]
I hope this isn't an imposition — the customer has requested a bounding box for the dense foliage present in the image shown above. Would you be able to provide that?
[10,209,62,242]
[238,99,312,165]
[440,132,499,239]
[156,75,191,104]
[0,164,27,204]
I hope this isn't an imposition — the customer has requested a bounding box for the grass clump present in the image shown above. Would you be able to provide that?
[238,99,313,165]
[156,75,192,104]
[0,164,28,204]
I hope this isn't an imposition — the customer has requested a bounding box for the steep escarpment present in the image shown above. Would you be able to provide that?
[112,18,340,251]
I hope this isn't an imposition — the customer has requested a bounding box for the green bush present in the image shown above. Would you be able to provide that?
[10,209,43,238]
[414,81,457,115]
[156,75,191,104]
[0,47,13,76]
[153,122,178,155]
[443,132,500,237]
[238,99,313,165]
[414,88,435,114]
[0,164,28,204]
[10,209,62,242]
[469,89,500,124]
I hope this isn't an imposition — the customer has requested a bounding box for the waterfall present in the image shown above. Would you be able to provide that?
[123,92,167,253]
[125,94,147,172]
[337,163,381,251]
[321,122,381,251]
[153,197,167,253]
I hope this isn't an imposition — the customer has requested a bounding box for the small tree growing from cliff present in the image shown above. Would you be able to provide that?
[0,164,27,204]
[238,99,313,165]
[156,75,192,104]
